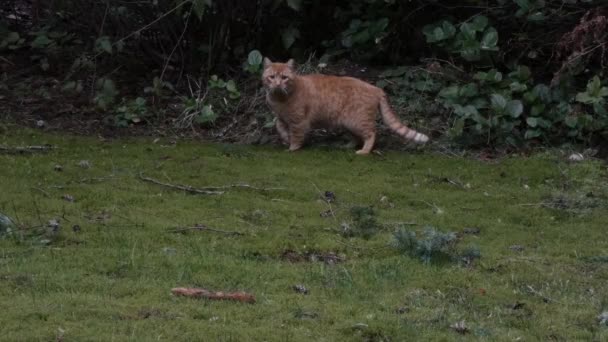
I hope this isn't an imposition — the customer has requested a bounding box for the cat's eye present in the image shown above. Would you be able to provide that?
[280,75,288,80]
[269,75,275,80]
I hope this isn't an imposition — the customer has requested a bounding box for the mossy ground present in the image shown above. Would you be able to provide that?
[1,128,607,341]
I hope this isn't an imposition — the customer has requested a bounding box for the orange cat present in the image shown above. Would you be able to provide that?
[262,58,429,154]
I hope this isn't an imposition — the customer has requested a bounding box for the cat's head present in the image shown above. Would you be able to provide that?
[262,58,296,95]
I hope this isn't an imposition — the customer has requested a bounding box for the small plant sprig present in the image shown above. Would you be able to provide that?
[392,226,480,265]
[341,206,380,240]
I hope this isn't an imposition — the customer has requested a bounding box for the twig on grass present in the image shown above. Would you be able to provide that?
[526,285,557,303]
[139,173,225,195]
[171,287,255,303]
[31,187,50,197]
[168,224,244,236]
[0,145,55,154]
[312,182,336,220]
[138,173,283,195]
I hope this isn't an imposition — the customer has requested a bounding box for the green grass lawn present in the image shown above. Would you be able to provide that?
[1,128,607,341]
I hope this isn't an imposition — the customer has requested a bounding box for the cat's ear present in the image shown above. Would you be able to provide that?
[286,59,296,69]
[263,57,272,69]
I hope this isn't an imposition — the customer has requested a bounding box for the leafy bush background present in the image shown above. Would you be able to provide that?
[1,0,607,148]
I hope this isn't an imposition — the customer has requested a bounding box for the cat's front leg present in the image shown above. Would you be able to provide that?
[275,119,290,145]
[287,122,309,152]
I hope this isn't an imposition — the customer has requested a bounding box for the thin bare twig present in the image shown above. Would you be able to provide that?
[160,3,193,83]
[31,187,50,197]
[312,182,336,220]
[139,173,225,195]
[0,145,55,154]
[168,224,244,236]
[138,173,282,194]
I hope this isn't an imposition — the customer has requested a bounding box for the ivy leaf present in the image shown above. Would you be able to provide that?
[480,28,498,50]
[531,104,545,116]
[459,83,479,97]
[506,100,524,118]
[226,80,237,93]
[441,21,456,38]
[575,92,595,104]
[247,50,263,66]
[490,94,507,110]
[439,85,460,102]
[281,26,300,49]
[95,36,112,54]
[460,23,476,40]
[433,27,445,42]
[471,16,488,31]
[524,129,542,139]
[564,115,578,128]
[196,105,217,124]
[449,118,466,137]
[526,117,538,127]
[460,38,481,61]
[31,34,52,48]
[286,0,302,11]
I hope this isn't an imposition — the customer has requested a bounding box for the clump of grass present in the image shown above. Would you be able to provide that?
[392,226,459,264]
[341,206,380,239]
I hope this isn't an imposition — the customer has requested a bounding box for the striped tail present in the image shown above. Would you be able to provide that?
[379,94,429,143]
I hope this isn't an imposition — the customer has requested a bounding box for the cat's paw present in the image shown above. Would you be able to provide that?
[355,149,371,155]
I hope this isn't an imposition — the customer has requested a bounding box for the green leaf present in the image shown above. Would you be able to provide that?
[575,92,595,104]
[471,16,488,31]
[510,82,528,93]
[460,23,476,40]
[455,105,479,118]
[286,0,302,11]
[514,0,530,11]
[460,39,481,61]
[95,36,112,54]
[564,115,578,128]
[441,21,456,38]
[439,85,460,101]
[281,26,300,49]
[490,94,507,110]
[593,103,607,116]
[531,104,545,116]
[509,65,531,81]
[480,28,498,50]
[247,50,263,66]
[192,0,211,19]
[527,12,546,22]
[506,100,524,118]
[532,84,551,102]
[488,70,502,82]
[5,32,20,43]
[524,129,542,139]
[526,117,538,127]
[196,105,217,124]
[449,118,465,137]
[226,80,238,93]
[432,27,445,42]
[30,34,52,48]
[459,83,478,98]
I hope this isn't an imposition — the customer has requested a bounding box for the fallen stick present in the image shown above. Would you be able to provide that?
[138,173,225,195]
[168,224,243,236]
[0,145,55,154]
[138,173,283,195]
[171,287,255,303]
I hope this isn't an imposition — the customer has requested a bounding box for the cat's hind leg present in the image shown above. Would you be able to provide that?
[344,119,376,155]
[355,132,376,155]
